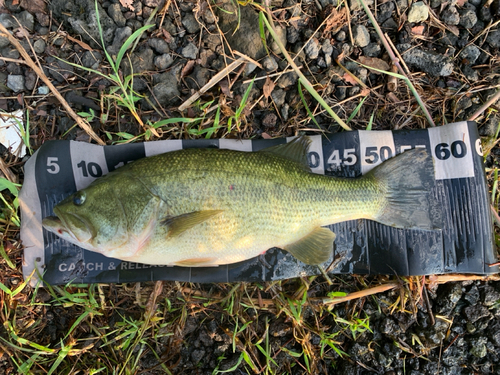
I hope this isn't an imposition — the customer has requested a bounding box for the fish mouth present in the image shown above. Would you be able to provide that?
[44,209,94,244]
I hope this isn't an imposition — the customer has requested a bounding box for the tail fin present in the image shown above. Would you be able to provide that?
[369,148,435,230]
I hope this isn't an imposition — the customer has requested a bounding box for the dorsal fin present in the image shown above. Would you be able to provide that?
[260,136,312,168]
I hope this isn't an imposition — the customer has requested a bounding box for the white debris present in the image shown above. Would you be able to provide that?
[0,110,26,157]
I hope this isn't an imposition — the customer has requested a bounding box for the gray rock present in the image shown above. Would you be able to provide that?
[377,1,395,23]
[7,75,25,92]
[202,9,216,24]
[191,349,206,364]
[148,38,169,54]
[462,65,478,81]
[322,39,333,56]
[46,57,74,82]
[0,35,9,49]
[244,62,258,76]
[382,17,398,30]
[287,26,300,44]
[123,48,154,76]
[442,6,460,26]
[281,103,289,121]
[460,45,480,64]
[402,48,453,76]
[470,338,488,358]
[262,56,278,72]
[464,305,491,323]
[182,13,201,34]
[363,43,381,57]
[350,0,373,11]
[151,72,180,106]
[81,51,102,69]
[408,2,429,23]
[112,26,132,49]
[33,39,46,54]
[24,70,37,91]
[0,14,16,29]
[459,9,477,29]
[49,0,117,47]
[1,47,20,59]
[304,38,320,59]
[216,0,266,60]
[154,54,174,70]
[187,66,211,90]
[353,25,370,47]
[18,11,35,31]
[271,89,286,107]
[335,30,346,41]
[277,72,298,88]
[486,29,500,48]
[182,42,199,59]
[479,6,492,22]
[270,26,287,55]
[38,86,50,95]
[108,3,126,27]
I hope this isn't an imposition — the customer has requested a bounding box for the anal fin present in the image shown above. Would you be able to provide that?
[283,227,336,265]
[162,210,223,238]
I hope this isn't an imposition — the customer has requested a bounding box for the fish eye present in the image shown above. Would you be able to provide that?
[73,191,86,206]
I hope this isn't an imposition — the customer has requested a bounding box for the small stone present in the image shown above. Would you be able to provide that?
[408,2,429,23]
[148,38,170,54]
[182,13,201,34]
[109,27,132,54]
[108,3,126,27]
[377,1,395,23]
[442,6,460,25]
[262,56,278,72]
[304,38,320,59]
[262,113,278,129]
[143,0,165,6]
[203,9,216,24]
[7,75,25,92]
[382,17,398,30]
[335,30,346,42]
[487,29,500,48]
[81,51,102,69]
[482,285,500,306]
[277,72,298,88]
[459,9,477,29]
[18,11,35,31]
[124,48,154,76]
[181,43,198,59]
[479,6,492,22]
[38,86,49,95]
[363,43,381,57]
[322,39,333,56]
[353,25,370,47]
[462,65,479,81]
[191,349,205,364]
[281,103,289,121]
[271,89,286,107]
[350,0,373,11]
[270,26,287,55]
[24,70,37,91]
[33,39,46,54]
[470,338,488,358]
[460,45,480,64]
[0,14,16,29]
[0,35,9,49]
[151,72,180,105]
[154,54,174,70]
[287,26,300,44]
[403,48,453,76]
[464,305,491,323]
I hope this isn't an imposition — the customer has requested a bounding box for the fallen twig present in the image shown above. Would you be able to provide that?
[0,23,104,145]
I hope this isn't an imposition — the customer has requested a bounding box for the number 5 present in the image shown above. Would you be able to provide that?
[47,157,60,174]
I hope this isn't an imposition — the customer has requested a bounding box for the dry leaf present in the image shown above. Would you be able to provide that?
[15,27,30,39]
[342,72,358,85]
[323,8,347,37]
[20,0,46,13]
[411,25,425,35]
[358,56,390,74]
[219,78,231,97]
[181,60,196,78]
[119,0,135,11]
[13,0,19,5]
[162,29,172,44]
[360,87,370,96]
[67,35,93,51]
[263,76,275,99]
[456,0,467,6]
[447,25,460,36]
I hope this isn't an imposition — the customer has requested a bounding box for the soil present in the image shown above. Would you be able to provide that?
[0,0,500,373]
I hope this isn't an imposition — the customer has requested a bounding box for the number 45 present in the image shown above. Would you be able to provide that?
[327,148,357,166]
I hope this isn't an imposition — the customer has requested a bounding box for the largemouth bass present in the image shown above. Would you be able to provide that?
[42,137,434,266]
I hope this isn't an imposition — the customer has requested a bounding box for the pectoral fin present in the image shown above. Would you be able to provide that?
[283,227,336,265]
[162,210,223,238]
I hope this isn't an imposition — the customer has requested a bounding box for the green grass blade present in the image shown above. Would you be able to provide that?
[346,96,367,124]
[298,81,320,128]
[115,24,155,71]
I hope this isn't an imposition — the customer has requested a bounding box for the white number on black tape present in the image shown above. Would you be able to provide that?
[46,157,60,174]
[327,148,357,167]
[358,130,395,174]
[476,138,483,156]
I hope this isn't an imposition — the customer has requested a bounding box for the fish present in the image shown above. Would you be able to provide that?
[42,136,435,267]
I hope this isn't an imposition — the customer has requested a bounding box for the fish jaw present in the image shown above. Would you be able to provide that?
[42,214,93,249]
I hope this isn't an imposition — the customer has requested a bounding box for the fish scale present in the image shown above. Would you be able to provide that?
[42,137,434,266]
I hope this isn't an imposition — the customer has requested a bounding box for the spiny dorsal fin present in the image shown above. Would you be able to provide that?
[162,210,223,238]
[283,227,336,265]
[260,136,312,168]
